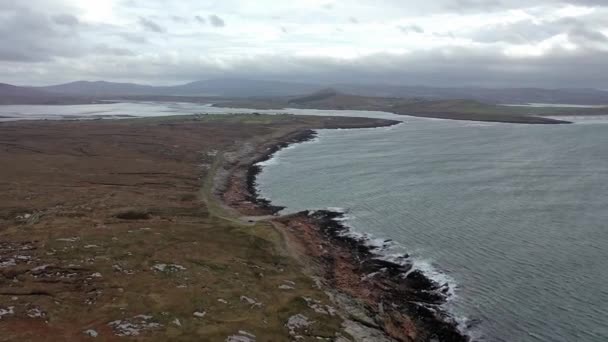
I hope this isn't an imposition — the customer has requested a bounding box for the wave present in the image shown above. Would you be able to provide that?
[252,125,473,339]
[319,208,475,339]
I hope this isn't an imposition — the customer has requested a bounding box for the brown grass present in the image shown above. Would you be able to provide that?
[0,114,394,341]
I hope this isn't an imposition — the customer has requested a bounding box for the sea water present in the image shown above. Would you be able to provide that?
[256,117,608,342]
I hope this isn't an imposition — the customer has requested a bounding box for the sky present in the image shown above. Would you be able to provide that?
[1,0,608,88]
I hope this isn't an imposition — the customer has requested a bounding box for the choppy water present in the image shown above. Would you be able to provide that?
[256,117,608,341]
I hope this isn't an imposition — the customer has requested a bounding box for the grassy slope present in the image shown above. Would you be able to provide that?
[0,114,395,341]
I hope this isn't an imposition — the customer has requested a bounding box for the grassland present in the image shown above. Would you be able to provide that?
[0,114,397,341]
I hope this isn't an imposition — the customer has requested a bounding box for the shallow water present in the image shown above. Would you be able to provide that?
[0,101,403,121]
[256,117,608,341]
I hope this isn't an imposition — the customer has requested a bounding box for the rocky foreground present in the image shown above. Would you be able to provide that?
[219,126,468,342]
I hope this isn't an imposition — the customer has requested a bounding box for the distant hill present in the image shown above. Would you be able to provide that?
[40,81,161,97]
[215,90,599,124]
[333,84,608,105]
[31,79,608,105]
[169,79,320,97]
[0,83,88,105]
[0,78,605,106]
[0,83,113,105]
[0,83,52,98]
[35,79,321,98]
[287,88,403,110]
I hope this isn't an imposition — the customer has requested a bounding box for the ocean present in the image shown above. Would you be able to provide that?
[256,116,608,341]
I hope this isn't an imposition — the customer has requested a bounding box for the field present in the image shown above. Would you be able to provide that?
[0,114,395,341]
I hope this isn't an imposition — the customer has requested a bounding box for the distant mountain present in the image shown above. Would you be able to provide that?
[14,78,608,105]
[0,83,63,104]
[39,80,161,97]
[35,78,320,98]
[0,83,51,97]
[0,83,103,105]
[287,88,403,110]
[169,79,320,97]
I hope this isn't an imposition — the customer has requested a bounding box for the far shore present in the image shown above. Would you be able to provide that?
[12,90,608,124]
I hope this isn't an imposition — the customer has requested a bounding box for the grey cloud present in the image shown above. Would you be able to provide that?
[171,15,188,23]
[122,0,138,8]
[399,25,424,34]
[433,31,456,38]
[194,15,206,24]
[434,0,608,14]
[52,13,79,26]
[444,0,505,12]
[93,44,136,56]
[568,26,608,44]
[22,45,608,89]
[119,32,148,44]
[2,0,608,89]
[0,7,84,62]
[469,15,608,45]
[208,15,225,27]
[0,4,138,64]
[557,0,608,5]
[470,20,557,44]
[139,17,165,33]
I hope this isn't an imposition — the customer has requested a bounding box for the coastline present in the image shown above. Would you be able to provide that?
[217,125,469,341]
[208,101,574,125]
[1,114,414,340]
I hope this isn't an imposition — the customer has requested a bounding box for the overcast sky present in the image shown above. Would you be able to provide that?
[1,0,608,88]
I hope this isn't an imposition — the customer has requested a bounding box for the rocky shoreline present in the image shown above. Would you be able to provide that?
[218,125,470,341]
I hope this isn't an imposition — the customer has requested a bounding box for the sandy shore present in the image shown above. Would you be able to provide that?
[218,125,469,341]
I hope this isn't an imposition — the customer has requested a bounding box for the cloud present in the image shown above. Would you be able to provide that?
[1,0,608,88]
[440,0,608,14]
[469,20,558,44]
[194,15,206,24]
[468,15,608,45]
[52,13,79,26]
[208,14,225,27]
[0,6,84,62]
[93,44,135,56]
[443,0,506,13]
[139,17,165,33]
[568,26,608,47]
[171,15,188,23]
[119,32,148,44]
[398,25,424,34]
